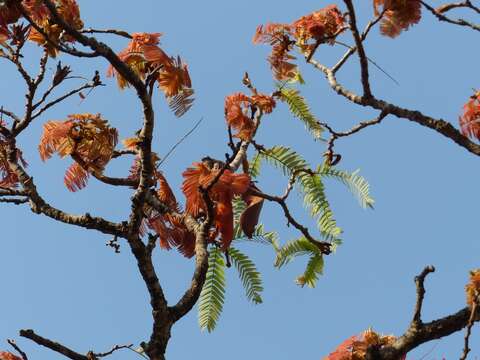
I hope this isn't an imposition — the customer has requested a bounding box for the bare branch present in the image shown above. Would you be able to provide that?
[7,339,28,360]
[19,329,88,360]
[93,344,134,358]
[412,266,436,326]
[459,291,479,360]
[0,197,29,205]
[343,0,372,97]
[308,59,480,157]
[250,188,331,255]
[332,9,385,73]
[368,267,480,360]
[80,28,132,39]
[422,1,480,32]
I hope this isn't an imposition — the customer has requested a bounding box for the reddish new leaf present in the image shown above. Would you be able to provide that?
[374,0,422,38]
[182,160,250,249]
[0,352,21,360]
[459,92,480,140]
[240,184,264,238]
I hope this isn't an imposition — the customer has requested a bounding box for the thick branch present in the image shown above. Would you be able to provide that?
[369,267,480,360]
[5,139,125,237]
[308,59,480,157]
[343,0,372,97]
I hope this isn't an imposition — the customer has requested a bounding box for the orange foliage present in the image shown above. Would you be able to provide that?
[0,121,27,188]
[224,92,276,141]
[158,56,192,97]
[253,23,298,81]
[0,351,21,360]
[292,5,345,46]
[182,160,250,250]
[253,5,346,80]
[147,172,196,257]
[38,113,118,191]
[107,32,171,89]
[374,0,422,38]
[108,32,194,116]
[324,329,403,360]
[0,5,21,42]
[459,92,480,140]
[25,0,83,57]
[465,269,480,307]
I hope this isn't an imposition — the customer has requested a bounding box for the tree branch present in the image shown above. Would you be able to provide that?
[369,267,480,360]
[422,1,480,32]
[250,188,331,255]
[19,330,88,360]
[308,59,480,157]
[343,0,372,97]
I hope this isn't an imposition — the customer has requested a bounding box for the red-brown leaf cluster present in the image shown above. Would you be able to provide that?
[107,32,194,115]
[0,351,21,360]
[182,160,250,250]
[253,23,298,81]
[0,120,27,188]
[0,0,83,54]
[253,5,346,80]
[459,92,480,141]
[38,113,118,191]
[148,172,196,257]
[324,329,403,360]
[465,269,480,307]
[292,5,345,46]
[224,92,275,141]
[374,0,422,38]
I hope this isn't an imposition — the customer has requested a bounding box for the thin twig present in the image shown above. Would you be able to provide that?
[422,1,480,32]
[80,28,132,39]
[93,344,133,358]
[459,291,479,360]
[158,117,203,167]
[7,339,28,360]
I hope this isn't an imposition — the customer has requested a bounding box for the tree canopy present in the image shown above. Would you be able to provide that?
[0,1,479,360]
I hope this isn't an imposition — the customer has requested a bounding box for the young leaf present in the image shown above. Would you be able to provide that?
[275,237,324,288]
[198,247,226,332]
[318,165,374,209]
[278,87,324,140]
[229,247,263,304]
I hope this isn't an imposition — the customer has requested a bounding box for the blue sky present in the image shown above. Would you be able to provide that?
[0,1,479,359]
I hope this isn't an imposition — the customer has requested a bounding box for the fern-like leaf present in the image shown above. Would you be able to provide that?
[198,248,226,332]
[299,171,341,241]
[278,87,324,140]
[229,247,263,304]
[232,196,279,248]
[249,152,262,179]
[168,88,194,117]
[318,165,374,209]
[259,145,308,176]
[296,254,323,288]
[275,237,324,288]
[259,146,341,241]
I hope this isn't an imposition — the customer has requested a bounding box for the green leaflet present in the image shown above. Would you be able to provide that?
[229,247,263,304]
[275,237,324,288]
[318,165,374,209]
[249,152,262,179]
[232,196,279,249]
[259,146,342,242]
[198,248,226,332]
[278,86,324,140]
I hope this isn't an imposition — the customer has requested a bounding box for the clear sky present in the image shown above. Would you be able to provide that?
[0,1,479,359]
